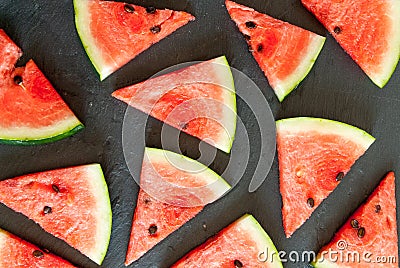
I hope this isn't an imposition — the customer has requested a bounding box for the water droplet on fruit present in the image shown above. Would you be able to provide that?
[257,44,263,52]
[146,6,156,14]
[245,21,256,29]
[336,172,344,181]
[350,219,359,229]
[52,184,60,193]
[307,198,315,208]
[13,75,23,85]
[334,26,341,34]
[150,25,161,34]
[148,224,158,235]
[357,227,365,238]
[43,206,52,214]
[124,4,135,13]
[375,204,381,213]
[234,259,243,267]
[33,250,44,258]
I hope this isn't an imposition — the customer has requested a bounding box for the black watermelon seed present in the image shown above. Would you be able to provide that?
[43,206,52,214]
[334,26,341,34]
[144,198,151,204]
[146,6,156,14]
[245,21,256,29]
[375,204,381,213]
[244,34,251,41]
[124,4,135,13]
[150,25,161,34]
[307,198,315,208]
[52,184,60,193]
[357,227,365,238]
[336,172,344,181]
[13,75,23,85]
[33,250,44,258]
[234,259,243,268]
[350,219,359,229]
[148,224,158,235]
[257,44,263,52]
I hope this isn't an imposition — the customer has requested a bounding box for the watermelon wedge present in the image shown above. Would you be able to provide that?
[0,164,112,265]
[172,214,283,267]
[74,0,195,80]
[276,117,375,237]
[112,56,237,153]
[0,29,83,145]
[301,0,400,88]
[313,172,398,267]
[125,147,231,265]
[225,0,325,101]
[0,228,75,268]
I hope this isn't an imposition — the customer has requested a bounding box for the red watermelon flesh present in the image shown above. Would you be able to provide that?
[0,29,83,144]
[0,228,75,268]
[226,0,325,101]
[301,0,400,88]
[74,0,195,80]
[125,147,231,265]
[112,56,237,153]
[313,172,398,267]
[0,164,112,265]
[172,214,283,268]
[277,117,375,237]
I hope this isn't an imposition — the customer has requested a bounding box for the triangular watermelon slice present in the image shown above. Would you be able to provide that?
[225,0,326,101]
[0,29,83,145]
[0,164,112,265]
[276,117,375,237]
[0,228,75,268]
[313,172,398,267]
[301,0,400,88]
[125,147,231,265]
[74,0,195,80]
[112,56,237,153]
[172,214,283,267]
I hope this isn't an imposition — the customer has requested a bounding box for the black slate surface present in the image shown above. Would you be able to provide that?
[0,0,399,267]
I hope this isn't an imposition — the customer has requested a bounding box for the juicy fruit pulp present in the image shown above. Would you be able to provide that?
[74,0,195,80]
[313,172,398,267]
[125,147,230,265]
[0,29,83,144]
[172,214,283,267]
[112,56,237,153]
[277,117,375,237]
[226,0,325,101]
[0,164,112,265]
[301,0,400,88]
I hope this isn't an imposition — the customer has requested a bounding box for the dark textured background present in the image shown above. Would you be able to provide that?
[0,0,399,267]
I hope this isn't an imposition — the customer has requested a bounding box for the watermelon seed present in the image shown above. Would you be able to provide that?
[334,26,341,34]
[245,21,256,29]
[150,26,161,34]
[33,250,44,258]
[350,219,359,229]
[234,259,243,267]
[357,227,365,238]
[146,6,156,14]
[244,34,251,41]
[336,172,344,181]
[13,75,23,85]
[307,198,314,208]
[52,184,60,193]
[148,224,158,235]
[124,4,135,13]
[144,198,151,204]
[180,122,189,130]
[43,206,52,214]
[375,204,381,213]
[257,44,263,52]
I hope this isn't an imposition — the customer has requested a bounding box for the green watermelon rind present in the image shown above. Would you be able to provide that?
[206,56,237,153]
[145,147,231,198]
[83,164,112,265]
[274,35,326,102]
[237,214,283,267]
[0,119,84,145]
[276,117,375,150]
